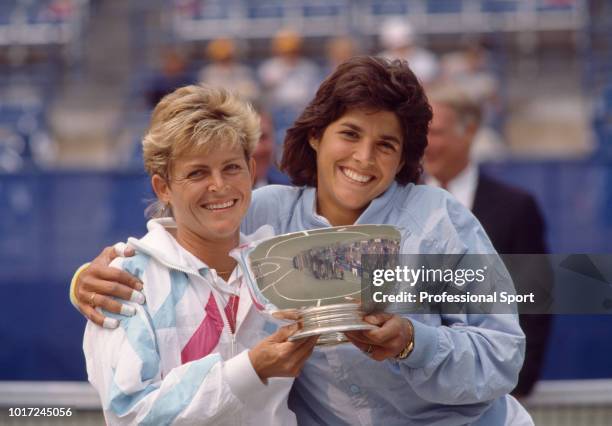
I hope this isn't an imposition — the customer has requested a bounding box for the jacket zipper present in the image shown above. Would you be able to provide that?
[129,239,239,357]
[211,290,237,358]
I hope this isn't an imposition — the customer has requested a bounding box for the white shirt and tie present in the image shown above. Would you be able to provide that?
[425,163,479,210]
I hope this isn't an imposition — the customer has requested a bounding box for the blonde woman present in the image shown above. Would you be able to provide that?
[83,85,316,425]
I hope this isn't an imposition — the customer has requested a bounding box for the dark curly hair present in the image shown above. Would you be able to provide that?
[280,55,432,187]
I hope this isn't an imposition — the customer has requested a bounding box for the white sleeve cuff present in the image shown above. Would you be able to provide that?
[222,350,267,403]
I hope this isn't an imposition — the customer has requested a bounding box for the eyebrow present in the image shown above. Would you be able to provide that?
[339,122,402,146]
[221,156,244,164]
[184,156,244,169]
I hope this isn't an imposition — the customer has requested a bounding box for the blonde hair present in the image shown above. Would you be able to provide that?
[142,84,260,217]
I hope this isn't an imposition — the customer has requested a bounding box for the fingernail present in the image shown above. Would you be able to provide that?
[103,318,119,329]
[121,305,136,316]
[130,290,146,304]
[113,242,128,257]
[136,281,144,291]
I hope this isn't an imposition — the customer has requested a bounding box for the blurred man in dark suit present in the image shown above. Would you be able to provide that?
[424,84,552,398]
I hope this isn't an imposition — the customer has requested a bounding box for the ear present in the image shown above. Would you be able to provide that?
[249,157,257,186]
[309,137,319,152]
[151,174,171,204]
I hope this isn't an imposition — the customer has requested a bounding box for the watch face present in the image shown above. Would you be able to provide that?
[242,224,401,311]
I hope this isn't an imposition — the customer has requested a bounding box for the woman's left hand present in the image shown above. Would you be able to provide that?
[345,313,413,362]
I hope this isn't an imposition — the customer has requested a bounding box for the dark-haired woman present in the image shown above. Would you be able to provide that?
[72,56,531,425]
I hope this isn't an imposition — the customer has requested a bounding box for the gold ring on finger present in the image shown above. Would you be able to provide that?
[89,292,96,307]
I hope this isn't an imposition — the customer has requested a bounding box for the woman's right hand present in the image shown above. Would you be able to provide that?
[76,245,144,328]
[248,324,318,382]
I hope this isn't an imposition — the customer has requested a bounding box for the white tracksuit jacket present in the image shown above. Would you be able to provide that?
[83,218,295,426]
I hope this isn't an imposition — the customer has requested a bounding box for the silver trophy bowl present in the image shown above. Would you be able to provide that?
[236,224,401,345]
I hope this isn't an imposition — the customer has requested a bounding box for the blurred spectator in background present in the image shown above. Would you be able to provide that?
[198,37,260,102]
[441,39,507,161]
[258,28,321,179]
[379,18,439,85]
[258,29,321,112]
[0,127,26,172]
[145,49,193,109]
[40,0,76,22]
[424,84,552,398]
[0,110,56,171]
[442,40,499,108]
[325,35,357,73]
[251,105,292,186]
[252,107,276,188]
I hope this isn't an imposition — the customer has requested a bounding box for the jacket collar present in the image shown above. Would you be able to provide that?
[128,218,272,280]
[299,181,405,227]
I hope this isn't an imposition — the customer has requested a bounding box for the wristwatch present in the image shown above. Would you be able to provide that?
[395,319,415,360]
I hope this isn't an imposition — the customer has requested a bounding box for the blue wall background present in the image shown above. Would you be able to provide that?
[1,160,611,381]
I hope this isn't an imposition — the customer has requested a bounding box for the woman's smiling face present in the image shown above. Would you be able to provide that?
[311,108,404,226]
[153,143,254,242]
